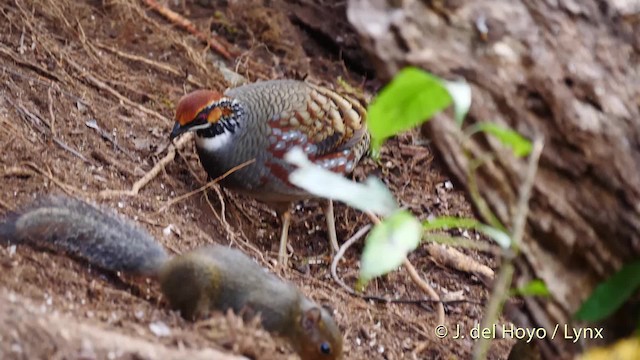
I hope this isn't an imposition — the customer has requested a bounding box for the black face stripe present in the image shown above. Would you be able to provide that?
[196,99,244,138]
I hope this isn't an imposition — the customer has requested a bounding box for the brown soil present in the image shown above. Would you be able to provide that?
[0,0,511,359]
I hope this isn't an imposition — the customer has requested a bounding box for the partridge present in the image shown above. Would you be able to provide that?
[170,79,369,266]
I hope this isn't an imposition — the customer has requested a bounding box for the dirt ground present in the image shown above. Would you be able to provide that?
[0,0,512,359]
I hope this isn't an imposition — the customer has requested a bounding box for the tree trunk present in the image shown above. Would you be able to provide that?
[347,0,640,358]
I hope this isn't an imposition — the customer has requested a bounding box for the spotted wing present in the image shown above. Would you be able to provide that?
[266,83,370,175]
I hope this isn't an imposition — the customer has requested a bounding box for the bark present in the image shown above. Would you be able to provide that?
[347,0,640,358]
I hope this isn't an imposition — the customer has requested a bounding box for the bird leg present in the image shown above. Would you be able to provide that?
[322,199,340,253]
[274,202,293,267]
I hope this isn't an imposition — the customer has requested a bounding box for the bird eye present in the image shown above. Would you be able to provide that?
[320,342,331,354]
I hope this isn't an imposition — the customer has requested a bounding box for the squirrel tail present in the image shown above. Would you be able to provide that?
[0,195,169,275]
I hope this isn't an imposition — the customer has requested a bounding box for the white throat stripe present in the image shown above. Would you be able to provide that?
[196,131,232,152]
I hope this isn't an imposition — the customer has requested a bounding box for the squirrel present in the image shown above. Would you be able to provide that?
[0,195,343,360]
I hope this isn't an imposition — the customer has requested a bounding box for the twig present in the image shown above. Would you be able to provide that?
[472,138,544,360]
[141,0,236,60]
[158,159,255,212]
[330,225,478,306]
[65,58,170,125]
[366,212,449,318]
[403,258,445,325]
[94,42,187,79]
[330,224,371,295]
[0,65,88,106]
[425,243,495,284]
[0,197,12,211]
[0,44,61,82]
[47,87,56,136]
[99,134,193,198]
[1,162,83,196]
[426,233,502,255]
[51,138,91,163]
[84,119,133,160]
[11,100,91,163]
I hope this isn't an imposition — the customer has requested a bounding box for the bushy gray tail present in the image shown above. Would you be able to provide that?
[1,195,169,275]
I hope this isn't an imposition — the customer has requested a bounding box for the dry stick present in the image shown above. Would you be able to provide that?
[98,134,193,198]
[158,159,256,213]
[330,225,475,307]
[174,142,206,184]
[47,86,56,136]
[95,42,182,76]
[425,243,495,284]
[0,197,11,211]
[203,189,266,264]
[366,211,448,324]
[403,258,446,325]
[141,0,236,60]
[0,65,88,106]
[472,138,545,360]
[64,58,170,125]
[2,163,82,196]
[12,100,91,163]
[0,45,62,82]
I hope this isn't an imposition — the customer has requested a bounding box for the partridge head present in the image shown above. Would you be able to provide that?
[171,80,369,266]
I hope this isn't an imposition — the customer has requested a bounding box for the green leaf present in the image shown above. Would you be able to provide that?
[423,216,512,248]
[575,260,640,322]
[367,67,452,152]
[512,279,550,297]
[358,211,423,288]
[285,147,398,216]
[471,122,533,157]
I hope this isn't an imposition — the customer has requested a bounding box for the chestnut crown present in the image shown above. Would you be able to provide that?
[170,90,230,140]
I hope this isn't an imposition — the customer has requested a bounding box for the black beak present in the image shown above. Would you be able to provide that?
[170,122,187,140]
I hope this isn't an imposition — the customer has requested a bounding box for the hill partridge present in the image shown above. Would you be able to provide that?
[170,79,369,266]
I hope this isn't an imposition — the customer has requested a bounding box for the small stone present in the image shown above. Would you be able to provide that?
[149,321,171,337]
[162,225,173,237]
[444,180,453,190]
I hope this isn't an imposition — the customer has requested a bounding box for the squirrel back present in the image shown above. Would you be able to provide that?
[159,245,342,359]
[0,195,168,275]
[0,195,343,359]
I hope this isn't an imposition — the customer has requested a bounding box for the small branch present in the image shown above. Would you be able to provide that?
[47,87,56,136]
[330,224,371,295]
[11,100,91,163]
[158,158,255,212]
[65,58,170,125]
[99,134,193,198]
[425,243,495,284]
[95,42,181,76]
[403,258,446,325]
[141,0,236,60]
[0,44,61,82]
[2,162,83,196]
[330,225,478,306]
